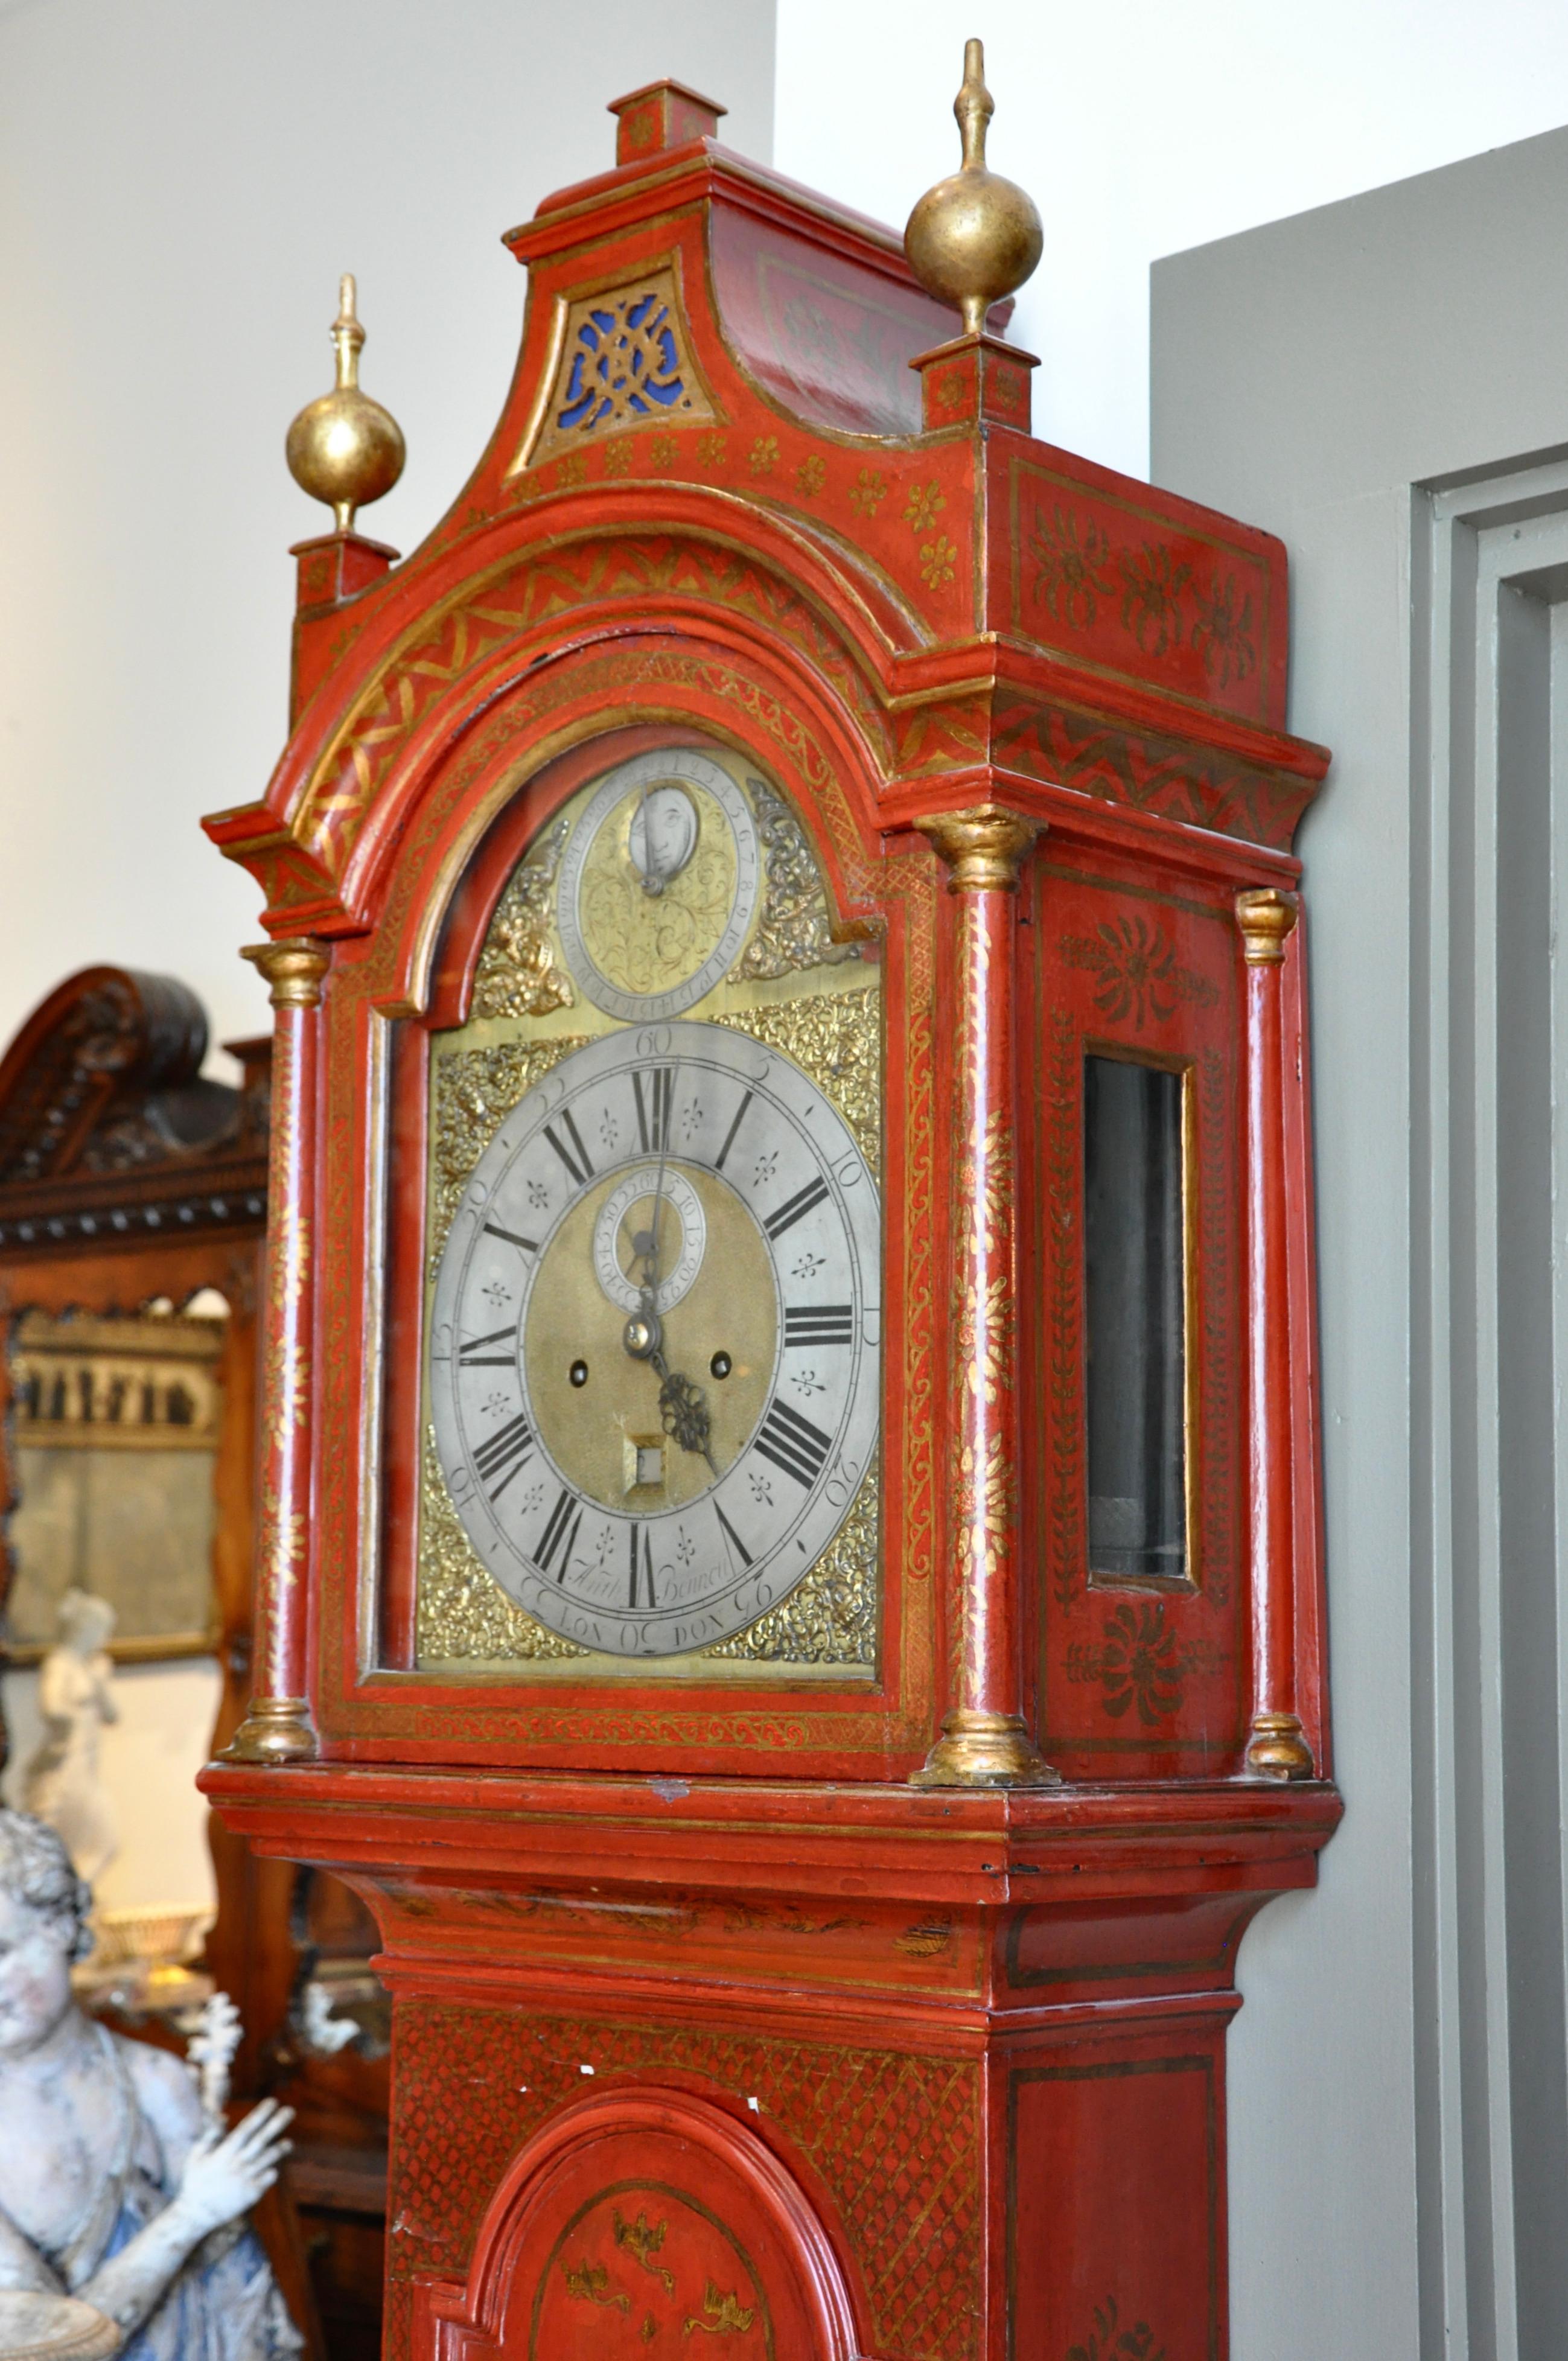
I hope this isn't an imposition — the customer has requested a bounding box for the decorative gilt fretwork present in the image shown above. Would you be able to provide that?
[702,1471,877,1666]
[739,780,862,984]
[524,269,716,471]
[470,819,574,1019]
[711,986,881,1182]
[427,1036,586,1275]
[417,1427,587,1663]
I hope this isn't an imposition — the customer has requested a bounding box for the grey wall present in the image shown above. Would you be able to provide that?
[1153,124,1568,2361]
[0,0,775,1060]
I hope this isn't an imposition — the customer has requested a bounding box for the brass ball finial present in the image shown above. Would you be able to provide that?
[285,274,406,534]
[904,39,1043,337]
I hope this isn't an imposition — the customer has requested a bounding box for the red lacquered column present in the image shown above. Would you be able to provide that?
[911,807,1059,1788]
[1237,888,1315,1780]
[223,936,330,1764]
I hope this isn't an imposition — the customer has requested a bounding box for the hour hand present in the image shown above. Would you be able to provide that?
[655,1363,719,1480]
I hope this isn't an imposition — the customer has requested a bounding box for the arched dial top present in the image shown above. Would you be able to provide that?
[429,1021,881,1658]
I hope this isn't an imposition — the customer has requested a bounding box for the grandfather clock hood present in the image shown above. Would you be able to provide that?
[209,73,1322,937]
[205,57,1338,2361]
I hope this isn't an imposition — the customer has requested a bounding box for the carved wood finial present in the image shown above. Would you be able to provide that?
[285,275,406,535]
[904,40,1044,338]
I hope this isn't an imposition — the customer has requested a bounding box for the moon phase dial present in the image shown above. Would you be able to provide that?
[429,1021,879,1658]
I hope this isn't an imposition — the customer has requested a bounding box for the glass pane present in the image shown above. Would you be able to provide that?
[1083,1055,1187,1581]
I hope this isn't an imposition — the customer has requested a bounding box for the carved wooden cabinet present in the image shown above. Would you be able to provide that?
[203,73,1340,2361]
[0,967,389,2360]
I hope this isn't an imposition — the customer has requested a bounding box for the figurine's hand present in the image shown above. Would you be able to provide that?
[173,2100,293,2238]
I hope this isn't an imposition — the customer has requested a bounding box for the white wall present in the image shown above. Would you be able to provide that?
[0,0,775,1064]
[776,0,1568,483]
[1152,122,1568,2361]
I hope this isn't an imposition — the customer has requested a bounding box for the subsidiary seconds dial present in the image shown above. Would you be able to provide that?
[429,1021,880,1657]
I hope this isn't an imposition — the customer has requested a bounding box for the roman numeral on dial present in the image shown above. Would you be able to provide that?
[483,1222,538,1253]
[544,1108,593,1187]
[459,1323,517,1367]
[753,1399,833,1488]
[537,1486,583,1579]
[715,1090,753,1173]
[634,1067,675,1155]
[713,1501,754,1570]
[473,1413,534,1498]
[764,1177,830,1239]
[783,1305,853,1348]
[628,1523,657,1609]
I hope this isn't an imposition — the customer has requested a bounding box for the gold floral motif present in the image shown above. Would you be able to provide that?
[417,1426,588,1662]
[577,780,738,997]
[848,467,887,517]
[794,454,826,497]
[710,986,880,1181]
[957,1429,1011,1583]
[701,1471,878,1666]
[1047,1007,1084,1610]
[694,430,728,467]
[748,435,779,476]
[471,817,575,1019]
[920,534,958,589]
[427,1036,587,1276]
[904,480,946,533]
[739,779,862,986]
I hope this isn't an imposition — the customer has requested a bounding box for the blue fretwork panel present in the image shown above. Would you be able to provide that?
[520,266,718,471]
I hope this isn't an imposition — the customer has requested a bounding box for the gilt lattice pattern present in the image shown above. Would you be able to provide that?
[387,1998,984,2360]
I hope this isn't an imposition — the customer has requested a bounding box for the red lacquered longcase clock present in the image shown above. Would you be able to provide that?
[202,49,1340,2361]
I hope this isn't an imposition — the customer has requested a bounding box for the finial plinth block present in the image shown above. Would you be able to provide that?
[609,79,725,166]
[912,329,1038,434]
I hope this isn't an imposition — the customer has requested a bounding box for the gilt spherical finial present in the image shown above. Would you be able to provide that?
[285,274,406,534]
[904,39,1043,338]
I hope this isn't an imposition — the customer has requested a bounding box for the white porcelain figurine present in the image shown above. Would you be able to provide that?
[0,1812,300,2358]
[21,1593,120,1887]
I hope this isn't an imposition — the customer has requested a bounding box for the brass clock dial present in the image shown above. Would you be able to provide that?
[555,750,763,1021]
[429,1021,880,1656]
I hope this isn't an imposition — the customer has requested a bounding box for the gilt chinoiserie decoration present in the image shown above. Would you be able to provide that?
[203,46,1340,2361]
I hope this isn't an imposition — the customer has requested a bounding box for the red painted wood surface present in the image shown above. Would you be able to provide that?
[200,75,1339,2361]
